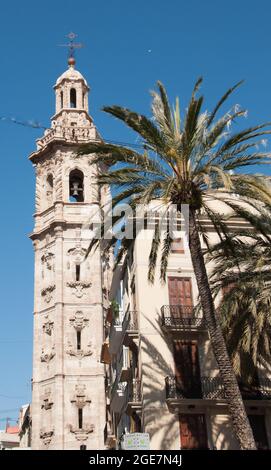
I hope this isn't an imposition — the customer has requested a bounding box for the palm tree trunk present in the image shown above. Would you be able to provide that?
[188,207,256,450]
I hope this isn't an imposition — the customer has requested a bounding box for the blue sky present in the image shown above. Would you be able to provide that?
[1,0,271,425]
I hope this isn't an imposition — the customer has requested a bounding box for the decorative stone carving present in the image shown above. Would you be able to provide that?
[41,388,54,410]
[69,424,94,441]
[41,345,55,363]
[71,384,91,407]
[41,284,56,303]
[69,311,89,330]
[66,341,92,358]
[41,250,55,271]
[40,429,54,446]
[67,246,87,264]
[66,281,91,298]
[43,315,54,336]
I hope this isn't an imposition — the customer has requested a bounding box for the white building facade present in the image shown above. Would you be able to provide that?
[104,204,271,450]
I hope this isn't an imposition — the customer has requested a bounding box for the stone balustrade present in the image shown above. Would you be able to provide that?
[37,125,97,148]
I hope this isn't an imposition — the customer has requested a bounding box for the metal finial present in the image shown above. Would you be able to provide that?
[58,32,84,66]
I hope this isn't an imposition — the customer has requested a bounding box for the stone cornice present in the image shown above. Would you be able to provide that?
[29,220,67,240]
[28,136,101,163]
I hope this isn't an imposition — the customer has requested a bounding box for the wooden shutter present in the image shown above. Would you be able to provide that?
[179,414,208,449]
[248,415,269,450]
[168,277,193,306]
[173,341,201,398]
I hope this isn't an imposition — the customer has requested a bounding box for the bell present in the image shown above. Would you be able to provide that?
[71,181,80,196]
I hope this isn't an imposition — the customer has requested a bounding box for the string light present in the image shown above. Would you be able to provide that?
[0,116,146,149]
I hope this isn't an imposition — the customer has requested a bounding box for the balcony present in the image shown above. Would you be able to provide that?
[108,310,139,354]
[165,375,225,402]
[125,379,142,414]
[122,310,139,346]
[165,376,271,409]
[109,347,131,412]
[240,380,271,401]
[161,305,206,333]
[36,125,98,149]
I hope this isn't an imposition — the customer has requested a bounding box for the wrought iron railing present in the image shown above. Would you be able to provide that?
[127,378,142,403]
[122,310,138,332]
[161,305,205,329]
[165,375,225,400]
[110,310,138,339]
[239,380,271,400]
[165,376,271,400]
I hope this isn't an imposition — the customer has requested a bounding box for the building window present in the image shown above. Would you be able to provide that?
[70,88,77,108]
[173,340,201,397]
[78,408,83,429]
[76,263,81,281]
[179,414,208,449]
[60,91,63,108]
[69,169,84,202]
[171,238,184,253]
[248,415,269,450]
[77,331,81,351]
[168,277,193,308]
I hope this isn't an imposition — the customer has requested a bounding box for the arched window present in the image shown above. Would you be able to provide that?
[70,88,77,108]
[46,174,54,205]
[60,91,63,109]
[82,91,85,108]
[69,169,84,202]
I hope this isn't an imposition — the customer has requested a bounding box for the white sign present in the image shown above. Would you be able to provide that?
[122,433,150,450]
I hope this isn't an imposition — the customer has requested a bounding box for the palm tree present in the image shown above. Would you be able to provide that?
[209,202,271,385]
[79,78,271,449]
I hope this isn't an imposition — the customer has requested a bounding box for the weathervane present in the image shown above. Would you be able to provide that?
[58,32,84,66]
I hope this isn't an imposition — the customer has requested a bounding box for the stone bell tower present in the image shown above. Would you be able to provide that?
[29,55,110,449]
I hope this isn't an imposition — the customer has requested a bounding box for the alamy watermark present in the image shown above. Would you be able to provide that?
[81,203,189,242]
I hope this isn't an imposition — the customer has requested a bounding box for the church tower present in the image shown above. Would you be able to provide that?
[29,54,109,449]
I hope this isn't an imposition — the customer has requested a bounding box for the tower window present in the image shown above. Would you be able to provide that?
[78,408,83,429]
[70,88,77,108]
[77,331,81,351]
[76,264,81,281]
[60,91,63,109]
[69,169,84,202]
[82,91,85,108]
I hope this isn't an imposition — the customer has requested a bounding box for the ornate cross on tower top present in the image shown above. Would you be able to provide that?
[59,32,84,67]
